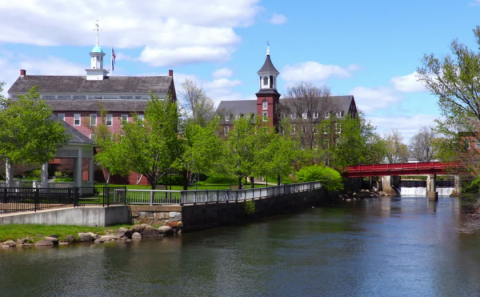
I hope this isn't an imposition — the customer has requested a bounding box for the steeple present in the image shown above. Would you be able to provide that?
[85,19,108,81]
[257,44,279,90]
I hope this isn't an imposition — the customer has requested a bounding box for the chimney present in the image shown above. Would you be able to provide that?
[20,69,26,77]
[169,69,173,77]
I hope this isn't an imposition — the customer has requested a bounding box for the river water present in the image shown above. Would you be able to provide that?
[1,196,480,297]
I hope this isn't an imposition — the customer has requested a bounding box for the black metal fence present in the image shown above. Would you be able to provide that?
[0,186,127,214]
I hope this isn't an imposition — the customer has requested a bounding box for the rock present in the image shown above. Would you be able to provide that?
[158,226,174,235]
[23,243,33,247]
[64,235,76,243]
[94,238,105,244]
[59,241,69,245]
[165,221,183,228]
[132,232,142,240]
[35,240,54,247]
[131,224,150,233]
[3,240,16,248]
[115,227,129,237]
[365,189,370,193]
[87,232,99,239]
[44,236,59,244]
[141,226,163,238]
[78,233,94,242]
[1,245,11,249]
[100,235,119,241]
[126,239,132,243]
[169,212,182,221]
[16,238,26,245]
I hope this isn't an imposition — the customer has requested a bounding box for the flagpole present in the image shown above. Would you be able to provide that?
[111,46,113,76]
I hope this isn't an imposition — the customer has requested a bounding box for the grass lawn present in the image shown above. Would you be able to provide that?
[0,224,132,242]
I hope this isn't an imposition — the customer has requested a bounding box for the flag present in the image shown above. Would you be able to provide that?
[111,48,116,71]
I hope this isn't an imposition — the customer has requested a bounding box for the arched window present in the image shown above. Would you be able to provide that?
[270,75,273,88]
[262,100,268,110]
[263,76,268,86]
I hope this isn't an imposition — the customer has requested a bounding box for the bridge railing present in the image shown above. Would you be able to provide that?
[345,162,457,177]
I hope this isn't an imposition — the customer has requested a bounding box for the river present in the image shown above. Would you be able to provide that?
[1,196,480,297]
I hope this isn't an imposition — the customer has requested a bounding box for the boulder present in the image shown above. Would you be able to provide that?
[131,224,150,233]
[100,235,119,241]
[165,221,183,228]
[3,240,16,248]
[132,232,142,240]
[87,232,99,239]
[94,238,105,244]
[59,241,69,245]
[169,212,182,221]
[141,226,163,238]
[115,227,129,237]
[78,233,94,242]
[16,238,26,245]
[158,226,174,235]
[44,236,59,244]
[64,235,76,243]
[35,240,54,247]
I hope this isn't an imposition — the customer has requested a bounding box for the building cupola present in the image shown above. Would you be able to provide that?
[85,20,109,81]
[257,45,280,90]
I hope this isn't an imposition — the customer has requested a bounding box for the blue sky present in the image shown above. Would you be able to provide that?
[0,0,478,141]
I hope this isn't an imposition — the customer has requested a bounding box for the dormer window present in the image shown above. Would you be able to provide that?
[262,100,268,110]
[302,112,307,119]
[313,112,319,119]
[336,111,344,118]
[325,112,330,119]
[291,114,296,120]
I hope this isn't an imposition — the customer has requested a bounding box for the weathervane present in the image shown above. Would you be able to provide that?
[267,40,270,55]
[94,19,101,46]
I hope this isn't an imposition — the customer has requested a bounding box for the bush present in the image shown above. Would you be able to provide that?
[296,165,343,192]
[54,171,63,178]
[158,174,185,185]
[244,200,256,216]
[54,177,73,182]
[205,174,236,184]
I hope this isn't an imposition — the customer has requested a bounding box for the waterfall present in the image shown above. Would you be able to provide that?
[400,187,454,196]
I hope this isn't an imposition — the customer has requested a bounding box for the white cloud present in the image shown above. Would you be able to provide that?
[469,0,480,6]
[281,61,359,83]
[349,86,401,113]
[390,71,427,93]
[269,13,287,25]
[212,68,233,79]
[369,114,438,143]
[0,0,262,66]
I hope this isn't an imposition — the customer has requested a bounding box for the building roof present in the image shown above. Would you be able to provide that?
[8,75,172,94]
[91,45,104,53]
[45,100,147,112]
[58,117,94,145]
[217,100,257,116]
[280,95,355,112]
[257,55,279,75]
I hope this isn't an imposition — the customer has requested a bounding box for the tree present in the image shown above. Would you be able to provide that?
[279,82,336,150]
[0,86,71,186]
[409,127,436,162]
[296,165,343,192]
[180,79,215,127]
[417,26,480,175]
[96,94,181,189]
[384,129,409,163]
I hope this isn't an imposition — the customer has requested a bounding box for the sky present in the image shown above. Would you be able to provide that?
[0,0,478,142]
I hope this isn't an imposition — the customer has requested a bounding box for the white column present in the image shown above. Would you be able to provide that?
[41,163,49,188]
[5,158,12,187]
[88,157,94,185]
[76,148,83,188]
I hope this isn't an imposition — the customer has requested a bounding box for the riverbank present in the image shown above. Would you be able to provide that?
[341,189,388,200]
[0,223,180,249]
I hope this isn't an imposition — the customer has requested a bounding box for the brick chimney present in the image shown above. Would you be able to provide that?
[169,69,173,77]
[20,69,26,77]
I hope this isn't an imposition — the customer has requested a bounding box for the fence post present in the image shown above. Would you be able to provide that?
[75,188,79,207]
[69,188,73,207]
[107,187,110,207]
[34,188,39,212]
[3,187,7,203]
[194,191,197,205]
[217,190,219,204]
[150,190,154,206]
[124,186,127,205]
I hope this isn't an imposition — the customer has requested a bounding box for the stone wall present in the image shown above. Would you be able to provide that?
[129,205,183,226]
[181,189,331,232]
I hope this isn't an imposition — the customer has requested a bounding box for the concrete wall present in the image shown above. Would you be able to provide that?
[129,205,182,226]
[0,206,130,227]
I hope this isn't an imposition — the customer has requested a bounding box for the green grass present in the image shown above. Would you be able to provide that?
[0,224,132,242]
[95,183,269,191]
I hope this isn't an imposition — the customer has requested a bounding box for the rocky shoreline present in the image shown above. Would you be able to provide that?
[341,189,389,200]
[0,222,182,249]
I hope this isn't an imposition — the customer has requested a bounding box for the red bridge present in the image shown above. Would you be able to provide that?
[344,162,454,178]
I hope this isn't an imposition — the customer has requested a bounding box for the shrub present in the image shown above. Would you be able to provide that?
[296,165,343,192]
[158,174,185,185]
[54,171,63,177]
[205,174,236,184]
[244,200,256,216]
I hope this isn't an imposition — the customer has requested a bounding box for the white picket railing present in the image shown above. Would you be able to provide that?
[126,182,322,205]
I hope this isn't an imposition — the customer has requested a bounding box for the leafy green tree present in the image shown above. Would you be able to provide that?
[296,165,343,192]
[417,26,480,176]
[0,86,70,185]
[96,95,180,189]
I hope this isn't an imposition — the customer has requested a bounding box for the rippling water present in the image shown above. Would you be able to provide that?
[1,197,479,297]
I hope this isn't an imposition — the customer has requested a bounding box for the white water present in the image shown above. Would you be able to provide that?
[400,187,454,196]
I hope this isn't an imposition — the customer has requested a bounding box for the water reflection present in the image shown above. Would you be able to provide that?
[0,197,479,297]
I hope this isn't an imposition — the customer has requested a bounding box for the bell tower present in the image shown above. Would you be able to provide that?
[85,20,109,81]
[256,45,280,127]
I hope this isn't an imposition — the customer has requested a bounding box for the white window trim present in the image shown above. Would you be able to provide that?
[313,112,319,119]
[262,100,268,110]
[74,114,81,126]
[90,114,97,126]
[89,134,97,141]
[106,114,113,127]
[325,112,330,119]
[58,114,65,121]
[302,112,307,119]
[291,114,296,120]
[263,112,268,122]
[121,114,128,123]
